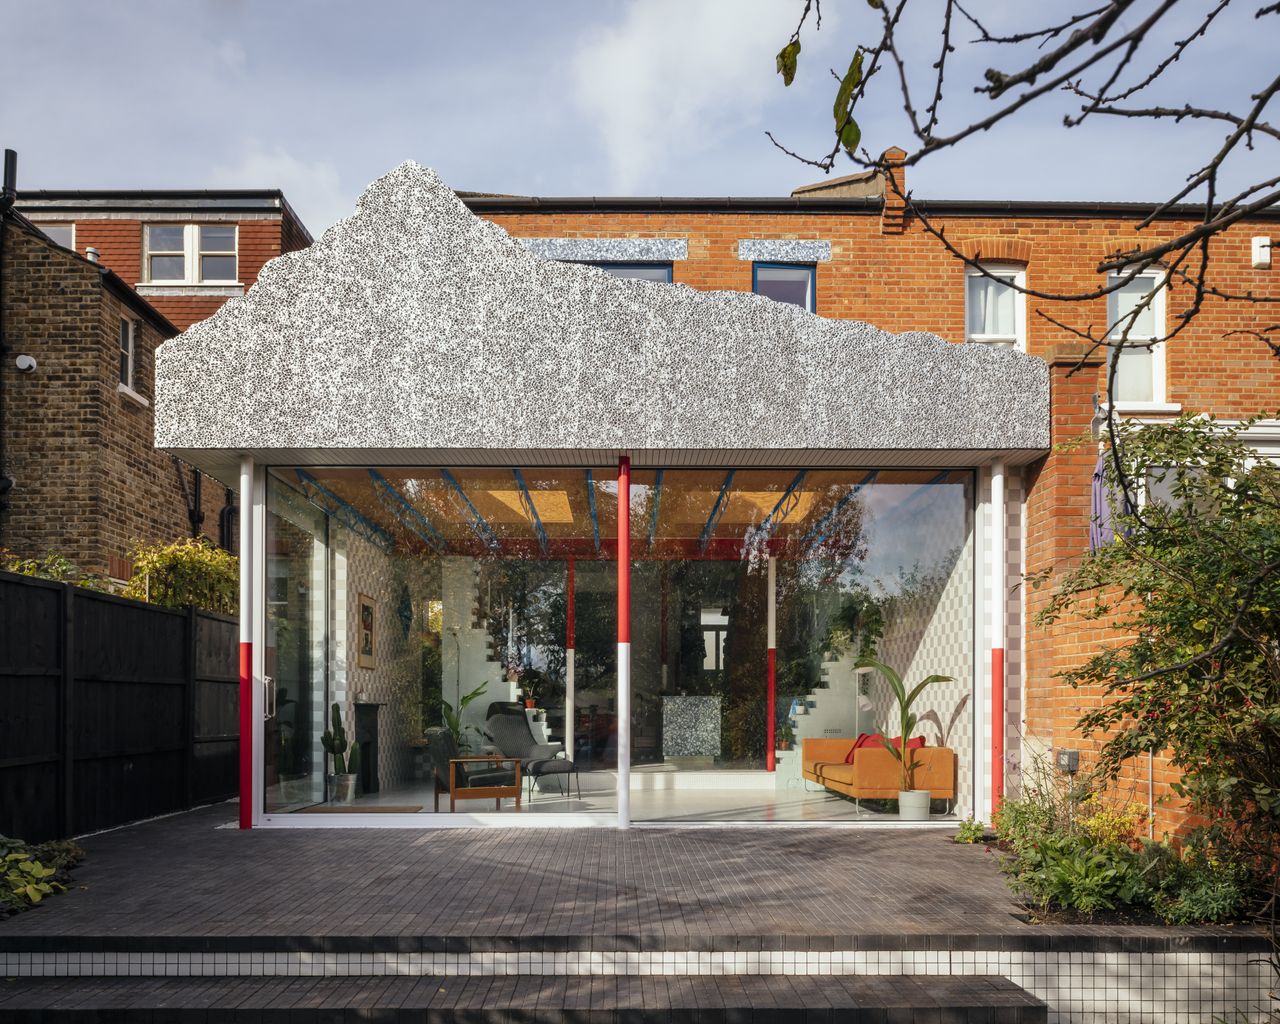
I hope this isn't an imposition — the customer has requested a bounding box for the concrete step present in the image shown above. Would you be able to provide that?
[0,973,1048,1022]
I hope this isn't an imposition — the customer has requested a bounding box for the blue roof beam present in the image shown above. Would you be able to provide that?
[295,470,395,553]
[512,468,550,555]
[698,470,737,554]
[367,470,448,553]
[647,469,665,550]
[440,468,500,550]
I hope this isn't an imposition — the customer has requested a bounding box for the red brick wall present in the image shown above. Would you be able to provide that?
[480,203,1280,833]
[58,216,292,330]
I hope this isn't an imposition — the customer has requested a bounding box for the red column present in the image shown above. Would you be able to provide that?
[992,647,1005,806]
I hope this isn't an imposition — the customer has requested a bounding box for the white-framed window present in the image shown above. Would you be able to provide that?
[118,318,136,389]
[965,264,1026,349]
[1107,270,1167,407]
[144,224,238,284]
[36,223,75,250]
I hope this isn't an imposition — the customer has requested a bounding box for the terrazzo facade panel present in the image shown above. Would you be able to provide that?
[154,163,1048,458]
[518,237,688,262]
[737,239,832,263]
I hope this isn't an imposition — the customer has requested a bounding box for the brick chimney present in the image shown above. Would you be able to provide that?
[879,147,907,235]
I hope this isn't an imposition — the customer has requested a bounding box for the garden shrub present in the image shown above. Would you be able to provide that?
[123,538,238,615]
[0,835,84,918]
[953,818,985,843]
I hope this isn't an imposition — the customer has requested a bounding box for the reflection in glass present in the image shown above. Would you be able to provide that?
[262,466,973,821]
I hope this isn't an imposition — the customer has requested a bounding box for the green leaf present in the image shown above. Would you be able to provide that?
[839,119,861,157]
[832,50,864,128]
[776,39,801,87]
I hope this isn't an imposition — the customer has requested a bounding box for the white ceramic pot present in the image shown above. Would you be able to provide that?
[897,789,931,820]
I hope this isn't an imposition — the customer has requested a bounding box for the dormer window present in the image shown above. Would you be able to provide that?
[145,224,238,284]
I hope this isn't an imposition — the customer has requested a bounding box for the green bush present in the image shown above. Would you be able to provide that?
[1,549,112,591]
[953,818,985,844]
[122,538,238,615]
[1011,833,1152,914]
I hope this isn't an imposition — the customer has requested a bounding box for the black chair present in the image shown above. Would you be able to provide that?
[424,726,521,811]
[484,706,581,802]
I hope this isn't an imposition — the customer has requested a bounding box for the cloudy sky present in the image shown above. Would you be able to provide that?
[2,0,1271,236]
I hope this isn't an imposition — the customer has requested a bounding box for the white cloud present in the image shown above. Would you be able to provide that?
[569,0,837,193]
[210,144,352,236]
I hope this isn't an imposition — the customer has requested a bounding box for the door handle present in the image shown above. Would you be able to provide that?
[264,675,277,720]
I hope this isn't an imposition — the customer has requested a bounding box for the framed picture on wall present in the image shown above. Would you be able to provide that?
[357,593,376,669]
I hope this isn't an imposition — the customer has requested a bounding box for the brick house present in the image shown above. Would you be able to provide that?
[13,188,311,331]
[456,157,1280,834]
[0,208,232,579]
[1,157,313,579]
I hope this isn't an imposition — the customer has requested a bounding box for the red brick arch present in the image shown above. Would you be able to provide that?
[957,236,1033,264]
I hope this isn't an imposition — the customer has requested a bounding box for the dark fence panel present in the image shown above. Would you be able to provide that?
[0,571,238,841]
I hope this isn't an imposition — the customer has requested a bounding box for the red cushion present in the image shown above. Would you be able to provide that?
[845,733,884,762]
[887,735,927,751]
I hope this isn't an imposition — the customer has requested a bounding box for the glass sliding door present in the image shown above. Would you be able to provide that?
[262,466,619,816]
[627,469,975,822]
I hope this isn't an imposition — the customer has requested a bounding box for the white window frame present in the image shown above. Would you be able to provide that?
[1106,268,1175,413]
[144,224,239,285]
[118,317,136,389]
[964,263,1026,350]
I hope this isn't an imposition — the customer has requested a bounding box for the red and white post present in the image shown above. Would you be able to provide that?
[766,554,777,771]
[237,455,254,829]
[565,557,575,770]
[990,458,1006,813]
[616,456,631,828]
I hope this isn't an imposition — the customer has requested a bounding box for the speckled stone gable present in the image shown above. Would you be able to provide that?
[154,162,1048,458]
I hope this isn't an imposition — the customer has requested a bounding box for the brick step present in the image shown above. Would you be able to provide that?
[0,973,1048,1022]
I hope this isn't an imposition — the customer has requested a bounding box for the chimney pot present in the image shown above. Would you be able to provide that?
[86,247,100,263]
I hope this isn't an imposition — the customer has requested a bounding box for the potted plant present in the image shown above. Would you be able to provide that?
[442,682,488,753]
[320,703,361,804]
[854,656,951,820]
[777,723,795,752]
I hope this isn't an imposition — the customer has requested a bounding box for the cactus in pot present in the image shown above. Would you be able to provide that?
[321,702,360,804]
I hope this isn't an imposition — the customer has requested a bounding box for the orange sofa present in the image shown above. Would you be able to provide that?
[801,737,956,802]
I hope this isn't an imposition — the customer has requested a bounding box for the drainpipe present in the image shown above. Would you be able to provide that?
[616,455,631,828]
[0,150,18,521]
[238,455,254,829]
[990,459,1007,813]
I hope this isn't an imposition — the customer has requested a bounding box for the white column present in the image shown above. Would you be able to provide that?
[251,463,267,825]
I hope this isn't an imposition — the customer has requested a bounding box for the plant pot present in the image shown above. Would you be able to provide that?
[329,773,357,805]
[524,698,536,709]
[897,789,931,820]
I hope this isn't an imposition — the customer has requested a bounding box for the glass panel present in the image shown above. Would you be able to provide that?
[200,225,236,252]
[39,224,74,248]
[628,468,974,822]
[1108,277,1158,338]
[148,225,185,252]
[261,465,974,823]
[595,263,671,282]
[149,254,185,280]
[966,274,1016,339]
[263,467,618,815]
[264,481,328,813]
[1113,346,1155,402]
[200,254,236,281]
[754,265,813,309]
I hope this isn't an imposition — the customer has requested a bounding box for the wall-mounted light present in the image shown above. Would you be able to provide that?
[14,354,37,374]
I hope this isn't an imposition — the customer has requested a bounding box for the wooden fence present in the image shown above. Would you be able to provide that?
[0,570,239,841]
